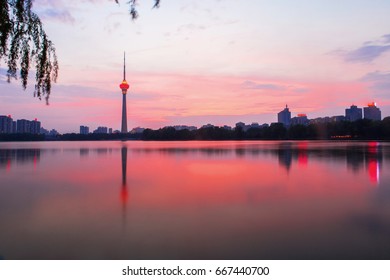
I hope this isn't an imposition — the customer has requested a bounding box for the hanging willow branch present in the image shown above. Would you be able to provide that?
[114,0,160,20]
[0,0,58,103]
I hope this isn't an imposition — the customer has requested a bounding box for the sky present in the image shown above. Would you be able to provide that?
[1,0,390,133]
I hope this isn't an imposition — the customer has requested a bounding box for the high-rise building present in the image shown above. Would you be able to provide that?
[119,52,130,133]
[278,105,291,127]
[30,119,41,134]
[345,105,362,121]
[0,115,13,133]
[17,119,30,133]
[364,102,381,121]
[80,125,89,135]
[16,119,41,134]
[12,121,17,133]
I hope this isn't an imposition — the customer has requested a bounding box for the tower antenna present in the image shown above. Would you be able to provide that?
[123,52,126,80]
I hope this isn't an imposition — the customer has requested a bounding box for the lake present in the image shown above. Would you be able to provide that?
[0,140,390,260]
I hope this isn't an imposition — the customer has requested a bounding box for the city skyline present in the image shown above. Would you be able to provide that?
[1,101,387,135]
[1,1,390,133]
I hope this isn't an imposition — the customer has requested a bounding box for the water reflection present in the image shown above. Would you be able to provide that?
[121,146,128,230]
[0,149,41,170]
[1,141,390,259]
[0,142,386,186]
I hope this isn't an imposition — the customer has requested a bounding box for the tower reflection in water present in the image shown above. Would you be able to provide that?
[120,146,128,230]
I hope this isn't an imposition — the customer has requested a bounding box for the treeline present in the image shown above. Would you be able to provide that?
[2,118,390,142]
[141,117,390,141]
[0,133,45,142]
[59,133,142,141]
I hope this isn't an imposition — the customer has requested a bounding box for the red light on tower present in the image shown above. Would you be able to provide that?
[119,80,130,94]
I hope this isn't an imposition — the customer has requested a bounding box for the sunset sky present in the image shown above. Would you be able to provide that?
[1,0,390,133]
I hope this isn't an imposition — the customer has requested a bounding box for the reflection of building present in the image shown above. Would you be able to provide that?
[297,142,308,166]
[0,149,41,169]
[346,149,365,173]
[278,143,292,171]
[278,105,291,127]
[364,102,381,121]
[365,142,382,184]
[345,105,362,122]
[80,126,89,135]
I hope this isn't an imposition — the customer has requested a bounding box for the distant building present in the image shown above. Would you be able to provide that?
[0,115,13,133]
[40,127,49,135]
[235,122,245,129]
[291,114,309,126]
[30,119,41,134]
[12,121,17,133]
[172,125,197,131]
[310,116,345,124]
[130,127,146,134]
[109,128,113,134]
[17,119,30,133]
[278,105,291,127]
[15,119,40,134]
[202,124,215,129]
[345,105,362,122]
[364,102,381,121]
[222,125,232,130]
[93,127,108,134]
[49,129,59,136]
[331,115,346,122]
[80,125,89,135]
[310,117,331,124]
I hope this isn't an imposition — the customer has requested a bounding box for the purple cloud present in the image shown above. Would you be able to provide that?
[242,81,286,91]
[39,9,75,24]
[360,71,390,95]
[335,33,390,63]
[382,34,390,43]
[344,45,390,62]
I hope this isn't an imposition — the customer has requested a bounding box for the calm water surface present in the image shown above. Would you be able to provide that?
[0,140,390,259]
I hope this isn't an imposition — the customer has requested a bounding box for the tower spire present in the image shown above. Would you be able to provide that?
[123,52,126,81]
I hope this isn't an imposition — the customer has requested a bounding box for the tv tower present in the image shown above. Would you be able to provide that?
[119,52,130,133]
